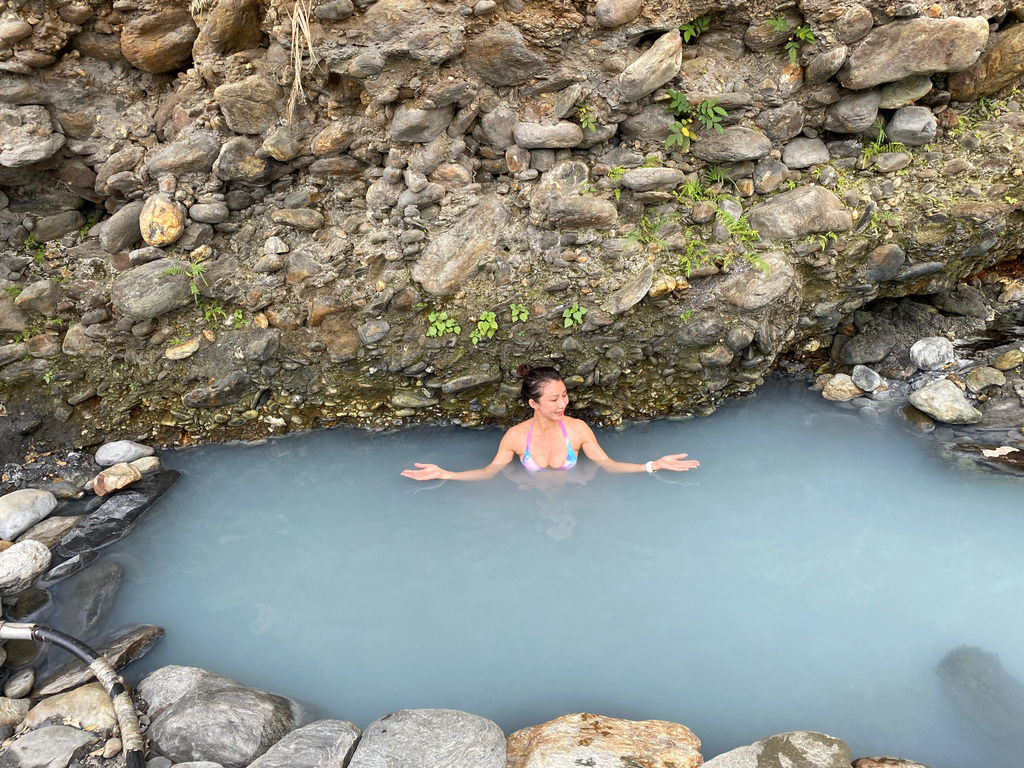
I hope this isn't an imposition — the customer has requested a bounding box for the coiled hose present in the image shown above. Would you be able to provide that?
[0,621,144,768]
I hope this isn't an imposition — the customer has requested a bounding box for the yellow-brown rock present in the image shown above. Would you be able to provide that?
[648,276,677,298]
[120,10,198,74]
[140,193,186,247]
[165,337,201,360]
[93,462,143,497]
[22,683,117,736]
[506,713,702,768]
[949,24,1024,100]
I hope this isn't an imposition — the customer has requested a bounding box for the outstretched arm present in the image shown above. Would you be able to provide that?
[401,429,519,482]
[579,423,700,474]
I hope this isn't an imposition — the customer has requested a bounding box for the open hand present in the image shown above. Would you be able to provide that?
[401,463,449,481]
[653,453,700,472]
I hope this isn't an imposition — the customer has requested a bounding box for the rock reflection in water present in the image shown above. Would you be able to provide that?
[937,645,1024,768]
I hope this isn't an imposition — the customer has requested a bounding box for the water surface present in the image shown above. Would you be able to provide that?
[100,378,1024,766]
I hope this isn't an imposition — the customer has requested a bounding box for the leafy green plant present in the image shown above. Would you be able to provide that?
[640,156,661,168]
[469,311,498,345]
[42,369,54,385]
[24,234,44,262]
[624,212,669,248]
[666,119,696,151]
[705,165,732,187]
[813,231,838,251]
[692,98,727,132]
[665,89,690,116]
[575,103,597,133]
[202,300,228,327]
[715,209,768,273]
[677,233,710,276]
[862,121,905,160]
[79,215,97,237]
[766,15,790,32]
[426,311,461,338]
[679,309,695,323]
[562,303,587,328]
[785,24,814,62]
[680,15,710,43]
[163,260,208,304]
[231,309,247,328]
[4,285,21,300]
[510,303,529,323]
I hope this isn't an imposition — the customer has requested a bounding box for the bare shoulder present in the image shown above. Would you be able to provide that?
[562,415,595,440]
[502,419,531,451]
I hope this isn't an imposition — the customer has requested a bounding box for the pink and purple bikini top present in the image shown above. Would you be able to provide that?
[521,420,578,472]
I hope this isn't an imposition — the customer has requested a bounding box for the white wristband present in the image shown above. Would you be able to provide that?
[645,461,655,474]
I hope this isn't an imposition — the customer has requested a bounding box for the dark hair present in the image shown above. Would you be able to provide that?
[517,364,562,406]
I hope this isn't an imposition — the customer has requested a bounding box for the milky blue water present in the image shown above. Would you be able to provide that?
[98,378,1024,766]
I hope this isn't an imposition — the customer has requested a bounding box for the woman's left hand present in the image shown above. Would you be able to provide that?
[653,454,700,472]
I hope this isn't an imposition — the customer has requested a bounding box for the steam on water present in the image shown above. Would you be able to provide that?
[95,378,1024,767]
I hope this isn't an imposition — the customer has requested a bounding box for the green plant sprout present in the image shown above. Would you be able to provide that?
[624,212,669,248]
[665,89,690,115]
[666,119,697,151]
[862,120,905,160]
[785,24,814,62]
[202,300,228,327]
[231,309,247,328]
[42,369,54,385]
[677,233,710,276]
[510,303,529,323]
[766,15,790,32]
[163,259,208,304]
[575,103,597,132]
[813,231,839,251]
[426,311,460,338]
[679,309,695,323]
[692,98,727,132]
[469,311,498,345]
[79,215,97,237]
[23,234,44,262]
[705,165,732,187]
[4,285,21,300]
[562,303,587,328]
[680,15,710,43]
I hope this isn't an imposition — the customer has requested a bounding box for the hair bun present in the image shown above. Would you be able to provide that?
[516,364,532,378]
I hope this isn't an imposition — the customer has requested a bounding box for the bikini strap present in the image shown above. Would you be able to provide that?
[558,420,568,440]
[525,420,533,452]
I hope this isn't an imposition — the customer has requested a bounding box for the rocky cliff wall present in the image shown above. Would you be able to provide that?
[0,0,1023,455]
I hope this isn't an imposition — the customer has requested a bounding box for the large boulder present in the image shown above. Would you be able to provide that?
[111,259,194,320]
[463,24,544,86]
[908,379,982,424]
[348,709,504,768]
[838,17,988,89]
[139,666,302,768]
[612,30,682,103]
[747,187,852,240]
[949,23,1024,100]
[691,127,771,162]
[0,539,51,595]
[120,9,198,73]
[703,731,850,768]
[507,713,701,768]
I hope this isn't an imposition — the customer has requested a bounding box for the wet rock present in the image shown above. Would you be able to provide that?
[859,244,906,282]
[140,194,186,247]
[602,265,653,316]
[463,24,544,86]
[32,623,165,697]
[909,337,954,370]
[391,104,455,143]
[512,122,582,149]
[782,138,829,169]
[350,709,504,768]
[839,17,989,89]
[0,540,51,595]
[140,666,300,768]
[98,201,145,253]
[214,75,282,135]
[703,731,850,768]
[248,720,361,768]
[0,105,66,168]
[851,365,883,392]
[507,713,700,768]
[691,127,771,162]
[966,366,1005,394]
[358,320,390,344]
[120,9,199,74]
[111,259,193,320]
[822,373,864,401]
[193,0,263,58]
[879,75,933,109]
[718,252,797,310]
[35,551,100,589]
[183,371,252,408]
[22,683,117,736]
[885,106,936,147]
[949,23,1024,101]
[4,668,34,699]
[0,725,98,766]
[96,440,154,466]
[412,195,508,296]
[56,470,179,557]
[391,389,439,408]
[0,696,30,727]
[748,186,852,240]
[932,284,988,318]
[909,379,981,424]
[612,30,681,103]
[0,488,57,540]
[620,168,687,192]
[837,324,896,365]
[824,89,880,134]
[852,758,930,768]
[595,0,642,28]
[93,462,143,497]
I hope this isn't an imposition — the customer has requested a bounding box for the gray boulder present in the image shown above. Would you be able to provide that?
[512,122,583,149]
[612,29,682,103]
[909,337,954,370]
[0,540,52,596]
[391,103,455,143]
[885,106,936,146]
[691,127,771,162]
[140,666,302,768]
[0,489,57,540]
[703,731,850,768]
[463,24,544,86]
[247,720,361,768]
[747,187,852,240]
[824,89,880,134]
[0,726,99,768]
[909,379,982,424]
[851,365,883,392]
[602,266,653,316]
[782,138,829,169]
[718,252,797,311]
[111,259,194,321]
[348,709,505,768]
[98,201,145,253]
[619,167,687,191]
[839,17,989,89]
[932,284,989,319]
[95,439,155,467]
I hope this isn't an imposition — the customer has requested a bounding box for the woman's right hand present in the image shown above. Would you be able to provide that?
[401,463,449,481]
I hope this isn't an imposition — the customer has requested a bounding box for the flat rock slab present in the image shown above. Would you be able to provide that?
[56,470,179,556]
[32,623,165,697]
[348,709,505,768]
[703,731,850,768]
[0,725,99,768]
[507,712,702,768]
[248,719,361,768]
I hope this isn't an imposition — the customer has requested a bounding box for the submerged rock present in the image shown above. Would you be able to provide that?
[349,709,504,768]
[507,713,701,768]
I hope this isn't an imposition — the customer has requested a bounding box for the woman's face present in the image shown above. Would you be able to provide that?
[529,379,569,420]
